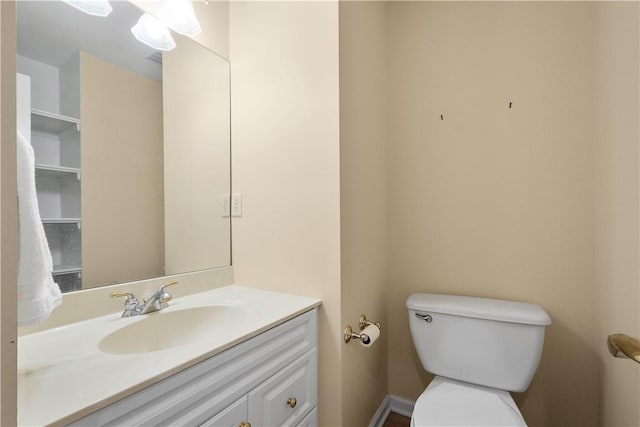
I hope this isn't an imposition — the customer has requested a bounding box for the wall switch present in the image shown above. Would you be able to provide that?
[222,194,230,217]
[231,193,242,217]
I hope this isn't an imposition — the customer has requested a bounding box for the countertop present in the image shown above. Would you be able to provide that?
[18,285,321,426]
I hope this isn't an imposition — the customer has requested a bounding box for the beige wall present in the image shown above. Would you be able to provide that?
[80,52,164,288]
[387,3,598,426]
[339,2,389,426]
[163,34,231,274]
[229,2,342,426]
[593,2,640,426]
[0,2,18,424]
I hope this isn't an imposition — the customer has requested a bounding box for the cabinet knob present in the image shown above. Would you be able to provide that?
[287,397,297,408]
[239,423,251,427]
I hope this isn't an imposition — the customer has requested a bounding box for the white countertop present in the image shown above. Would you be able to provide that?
[18,285,321,426]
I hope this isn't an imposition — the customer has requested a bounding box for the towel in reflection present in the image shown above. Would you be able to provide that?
[17,130,61,326]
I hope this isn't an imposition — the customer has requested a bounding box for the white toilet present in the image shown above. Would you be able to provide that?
[406,293,551,426]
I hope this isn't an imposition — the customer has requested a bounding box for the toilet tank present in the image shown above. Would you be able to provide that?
[407,293,551,392]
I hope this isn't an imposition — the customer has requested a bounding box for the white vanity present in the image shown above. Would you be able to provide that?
[18,286,321,426]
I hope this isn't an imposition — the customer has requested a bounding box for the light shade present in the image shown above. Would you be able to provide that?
[131,13,176,52]
[61,0,112,17]
[156,0,201,37]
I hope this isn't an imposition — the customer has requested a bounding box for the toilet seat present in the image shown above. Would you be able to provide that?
[411,376,527,427]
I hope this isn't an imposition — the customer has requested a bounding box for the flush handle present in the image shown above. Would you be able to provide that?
[415,313,432,323]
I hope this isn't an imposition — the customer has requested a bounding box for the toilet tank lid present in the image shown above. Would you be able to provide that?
[407,293,551,326]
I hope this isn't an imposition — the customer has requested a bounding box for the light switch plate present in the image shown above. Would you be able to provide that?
[231,193,242,217]
[222,194,230,217]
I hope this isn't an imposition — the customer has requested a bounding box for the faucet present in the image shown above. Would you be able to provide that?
[140,281,178,314]
[111,281,178,317]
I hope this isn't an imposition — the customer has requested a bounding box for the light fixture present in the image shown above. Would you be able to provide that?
[155,0,201,37]
[62,0,202,52]
[131,13,176,52]
[61,0,112,17]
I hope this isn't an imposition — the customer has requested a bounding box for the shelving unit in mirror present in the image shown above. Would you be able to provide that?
[31,108,82,292]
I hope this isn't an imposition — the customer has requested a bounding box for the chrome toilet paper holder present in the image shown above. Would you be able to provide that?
[344,314,381,344]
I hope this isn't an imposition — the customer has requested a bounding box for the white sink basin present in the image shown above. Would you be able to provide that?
[98,306,242,355]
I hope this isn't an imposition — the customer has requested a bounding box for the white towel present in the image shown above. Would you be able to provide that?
[17,130,62,326]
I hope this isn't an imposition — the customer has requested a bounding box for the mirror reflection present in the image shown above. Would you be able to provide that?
[16,0,231,293]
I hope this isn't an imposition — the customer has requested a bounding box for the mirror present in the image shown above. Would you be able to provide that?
[16,1,231,293]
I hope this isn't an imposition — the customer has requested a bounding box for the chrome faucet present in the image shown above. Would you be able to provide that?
[111,281,178,317]
[141,281,177,314]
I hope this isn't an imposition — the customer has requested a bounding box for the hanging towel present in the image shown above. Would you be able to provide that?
[17,130,62,326]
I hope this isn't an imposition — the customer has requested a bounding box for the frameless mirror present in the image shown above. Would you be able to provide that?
[16,0,231,293]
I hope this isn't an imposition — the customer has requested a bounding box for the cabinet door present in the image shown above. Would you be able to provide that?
[296,406,317,427]
[248,349,317,427]
[201,395,248,427]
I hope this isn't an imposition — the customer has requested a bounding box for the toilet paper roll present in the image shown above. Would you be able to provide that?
[360,324,380,347]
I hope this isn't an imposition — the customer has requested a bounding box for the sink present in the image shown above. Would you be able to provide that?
[99,306,242,355]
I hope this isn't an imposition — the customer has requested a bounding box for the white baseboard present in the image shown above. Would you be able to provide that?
[369,394,415,427]
[368,395,391,427]
[389,394,415,418]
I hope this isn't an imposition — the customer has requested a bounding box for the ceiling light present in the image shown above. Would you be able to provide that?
[131,13,176,52]
[156,0,201,37]
[61,0,112,17]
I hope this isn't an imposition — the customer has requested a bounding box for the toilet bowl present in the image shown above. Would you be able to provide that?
[407,293,551,426]
[411,377,525,427]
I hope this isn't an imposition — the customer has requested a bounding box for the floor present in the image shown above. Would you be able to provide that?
[383,412,411,427]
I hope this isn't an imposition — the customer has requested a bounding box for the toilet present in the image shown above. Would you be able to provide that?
[406,293,551,426]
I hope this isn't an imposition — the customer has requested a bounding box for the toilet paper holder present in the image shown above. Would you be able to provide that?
[344,314,381,344]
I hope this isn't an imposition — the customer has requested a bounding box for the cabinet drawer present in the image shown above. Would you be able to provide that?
[200,395,248,427]
[249,349,317,427]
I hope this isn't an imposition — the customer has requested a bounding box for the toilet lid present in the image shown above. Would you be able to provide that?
[411,377,527,427]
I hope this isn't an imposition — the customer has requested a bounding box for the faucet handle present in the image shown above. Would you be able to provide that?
[110,292,137,302]
[158,281,178,293]
[110,292,141,317]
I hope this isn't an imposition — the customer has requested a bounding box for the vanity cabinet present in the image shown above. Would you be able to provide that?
[70,309,318,427]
